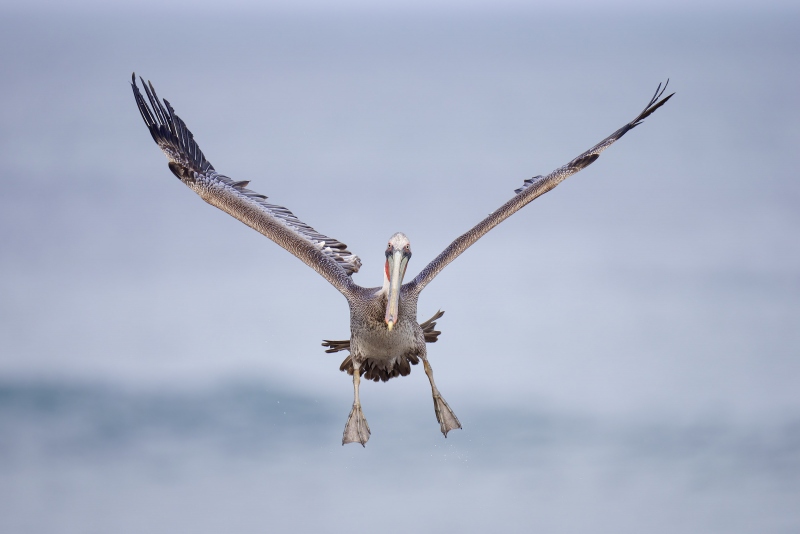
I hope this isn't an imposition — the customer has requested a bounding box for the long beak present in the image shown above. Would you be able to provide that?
[385,250,407,331]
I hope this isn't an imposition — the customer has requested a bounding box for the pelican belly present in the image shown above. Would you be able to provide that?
[354,319,418,363]
[345,292,423,382]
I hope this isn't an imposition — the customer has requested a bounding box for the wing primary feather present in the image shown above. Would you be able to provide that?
[142,78,167,129]
[132,74,156,128]
[149,81,175,136]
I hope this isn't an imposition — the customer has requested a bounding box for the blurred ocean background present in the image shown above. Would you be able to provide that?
[1,1,799,532]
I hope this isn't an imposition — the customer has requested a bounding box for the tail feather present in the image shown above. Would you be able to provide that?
[420,310,444,343]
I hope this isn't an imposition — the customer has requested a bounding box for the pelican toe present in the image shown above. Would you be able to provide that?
[342,404,371,446]
[432,394,462,437]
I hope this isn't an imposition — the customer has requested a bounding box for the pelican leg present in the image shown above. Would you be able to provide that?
[342,363,371,446]
[422,356,462,437]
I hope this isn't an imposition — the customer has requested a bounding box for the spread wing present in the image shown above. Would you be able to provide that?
[131,74,361,297]
[405,81,674,296]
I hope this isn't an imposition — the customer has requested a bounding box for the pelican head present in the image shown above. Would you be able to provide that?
[383,232,411,330]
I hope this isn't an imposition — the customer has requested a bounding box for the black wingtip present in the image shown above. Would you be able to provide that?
[628,80,675,131]
[653,79,674,107]
[130,74,216,176]
[643,89,674,120]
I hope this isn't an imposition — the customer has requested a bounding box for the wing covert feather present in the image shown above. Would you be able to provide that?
[406,82,674,296]
[131,74,361,296]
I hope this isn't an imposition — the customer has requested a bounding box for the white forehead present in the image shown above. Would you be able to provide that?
[388,232,410,248]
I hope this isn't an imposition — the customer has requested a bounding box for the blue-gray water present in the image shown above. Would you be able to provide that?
[1,5,799,533]
[2,381,800,533]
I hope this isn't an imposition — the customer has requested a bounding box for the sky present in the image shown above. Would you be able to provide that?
[0,3,798,420]
[1,3,799,533]
[2,0,798,11]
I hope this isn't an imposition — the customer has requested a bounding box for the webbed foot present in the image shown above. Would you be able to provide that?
[432,393,461,437]
[342,403,371,446]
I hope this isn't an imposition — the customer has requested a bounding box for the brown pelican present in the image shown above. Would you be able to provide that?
[131,74,673,446]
